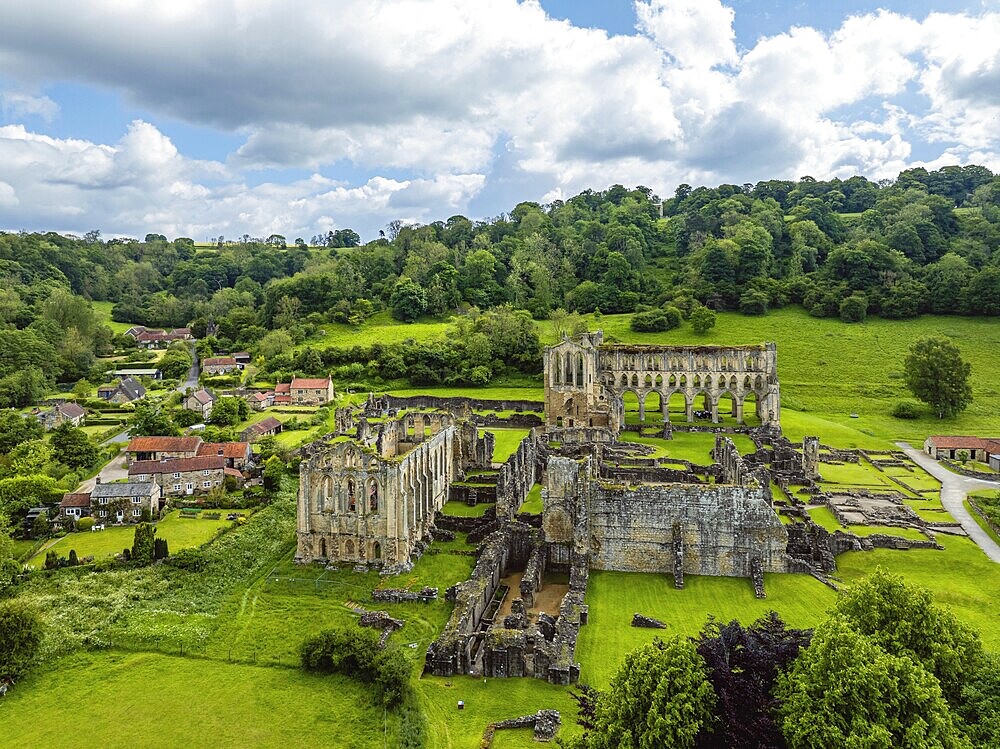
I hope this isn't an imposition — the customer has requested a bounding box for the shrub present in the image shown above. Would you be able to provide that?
[68,549,79,566]
[890,401,921,419]
[630,307,681,332]
[690,304,717,334]
[44,550,59,570]
[839,293,868,323]
[739,290,769,316]
[300,626,412,708]
[166,548,207,571]
[0,600,44,681]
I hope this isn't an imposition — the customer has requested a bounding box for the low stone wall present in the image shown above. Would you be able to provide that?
[450,484,498,505]
[940,459,1000,480]
[380,394,543,415]
[474,413,544,429]
[434,509,496,534]
[480,710,561,746]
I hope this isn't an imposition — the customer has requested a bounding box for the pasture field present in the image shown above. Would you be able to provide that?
[0,651,395,749]
[311,307,1000,447]
[440,500,494,517]
[91,300,135,334]
[25,510,238,569]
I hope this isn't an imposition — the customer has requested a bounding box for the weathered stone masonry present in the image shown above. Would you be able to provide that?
[544,331,781,432]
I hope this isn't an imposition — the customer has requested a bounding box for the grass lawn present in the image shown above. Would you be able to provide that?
[91,300,135,335]
[618,431,719,464]
[486,429,531,462]
[964,500,1000,547]
[577,571,837,687]
[518,483,543,513]
[418,675,581,748]
[818,459,897,488]
[26,510,236,569]
[440,500,494,518]
[0,651,395,749]
[836,534,1000,651]
[846,525,929,541]
[391,386,545,402]
[807,505,842,532]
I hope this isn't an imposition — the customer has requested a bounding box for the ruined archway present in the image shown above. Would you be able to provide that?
[621,390,641,426]
[667,391,687,424]
[641,391,662,426]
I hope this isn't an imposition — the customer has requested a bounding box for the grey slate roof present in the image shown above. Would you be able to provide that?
[91,482,158,499]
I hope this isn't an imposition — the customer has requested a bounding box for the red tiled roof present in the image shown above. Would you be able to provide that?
[224,467,244,478]
[291,377,331,389]
[197,442,250,459]
[60,492,91,508]
[243,417,282,438]
[126,436,203,453]
[927,436,1000,451]
[189,389,215,405]
[203,357,238,366]
[273,395,291,405]
[274,383,290,394]
[247,392,268,402]
[129,455,226,475]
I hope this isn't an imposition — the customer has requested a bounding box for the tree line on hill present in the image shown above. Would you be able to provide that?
[1,164,999,394]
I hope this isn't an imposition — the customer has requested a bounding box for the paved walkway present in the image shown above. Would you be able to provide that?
[897,442,1000,563]
[76,452,129,494]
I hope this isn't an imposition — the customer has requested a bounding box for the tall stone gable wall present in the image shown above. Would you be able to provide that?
[544,332,781,433]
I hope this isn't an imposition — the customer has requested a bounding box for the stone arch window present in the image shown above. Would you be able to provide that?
[345,539,355,557]
[743,375,752,390]
[721,356,728,371]
[654,374,663,387]
[576,353,584,384]
[668,374,677,387]
[631,373,639,388]
[318,474,333,512]
[755,374,764,390]
[554,353,562,385]
[644,374,653,388]
[368,478,379,513]
[693,374,701,388]
[680,374,687,387]
[729,375,738,390]
[372,542,382,560]
[564,352,572,384]
[319,537,327,559]
[620,373,629,389]
[745,356,753,369]
[347,479,356,512]
[556,416,564,427]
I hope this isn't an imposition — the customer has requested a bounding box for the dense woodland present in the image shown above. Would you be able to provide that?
[2,164,1000,393]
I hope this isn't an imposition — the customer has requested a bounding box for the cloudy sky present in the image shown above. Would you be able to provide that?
[1,0,999,241]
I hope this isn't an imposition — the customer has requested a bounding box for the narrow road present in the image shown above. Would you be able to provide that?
[897,442,1000,563]
[178,343,200,393]
[76,451,129,494]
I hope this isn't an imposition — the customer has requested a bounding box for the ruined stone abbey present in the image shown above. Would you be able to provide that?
[297,333,856,683]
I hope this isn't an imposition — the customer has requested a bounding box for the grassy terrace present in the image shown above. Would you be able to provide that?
[26,510,238,569]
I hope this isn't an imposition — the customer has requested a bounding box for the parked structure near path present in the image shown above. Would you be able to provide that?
[543,331,781,432]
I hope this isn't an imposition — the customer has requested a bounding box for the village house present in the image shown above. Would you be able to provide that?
[37,401,86,430]
[241,416,283,442]
[290,376,335,405]
[202,356,241,376]
[125,435,203,464]
[90,481,163,522]
[232,352,252,366]
[923,435,1000,463]
[97,376,146,404]
[127,327,193,349]
[197,441,253,471]
[184,389,216,420]
[60,492,92,521]
[109,367,162,380]
[272,382,291,405]
[129,455,226,497]
[246,391,273,411]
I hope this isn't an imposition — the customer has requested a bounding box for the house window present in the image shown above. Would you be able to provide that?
[98,497,108,505]
[202,481,211,488]
[203,469,211,476]
[172,472,181,479]
[137,474,147,481]
[99,510,108,517]
[132,508,141,517]
[132,496,141,504]
[173,483,182,491]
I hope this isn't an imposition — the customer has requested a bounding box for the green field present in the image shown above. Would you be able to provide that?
[486,429,531,462]
[26,510,236,569]
[439,500,494,518]
[91,300,135,335]
[0,651,394,749]
[306,307,1000,448]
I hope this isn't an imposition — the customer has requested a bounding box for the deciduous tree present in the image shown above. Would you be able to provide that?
[903,337,973,418]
